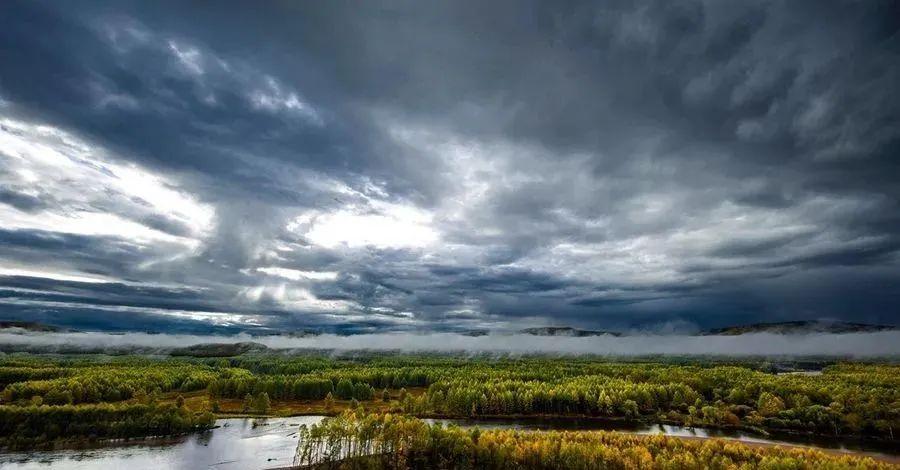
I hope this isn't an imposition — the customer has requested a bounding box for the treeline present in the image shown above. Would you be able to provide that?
[0,402,215,449]
[210,376,378,401]
[296,411,893,469]
[207,371,423,401]
[1,364,219,405]
[0,366,72,387]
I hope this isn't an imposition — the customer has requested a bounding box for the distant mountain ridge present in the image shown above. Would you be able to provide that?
[0,321,68,332]
[2,320,896,339]
[519,326,622,337]
[169,342,268,357]
[517,321,897,337]
[701,320,898,336]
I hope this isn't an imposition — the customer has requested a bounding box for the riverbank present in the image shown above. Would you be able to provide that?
[291,412,900,469]
[211,407,899,450]
[147,388,899,453]
[261,412,900,465]
[3,390,892,457]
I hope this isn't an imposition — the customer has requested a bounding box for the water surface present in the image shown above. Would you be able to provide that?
[0,417,322,470]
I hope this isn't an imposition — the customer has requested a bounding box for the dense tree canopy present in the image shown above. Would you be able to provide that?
[1,354,898,447]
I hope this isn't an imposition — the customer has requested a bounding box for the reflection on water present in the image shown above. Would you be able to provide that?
[0,417,324,470]
[0,416,895,469]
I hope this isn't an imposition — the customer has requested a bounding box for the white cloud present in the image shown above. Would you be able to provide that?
[0,267,115,284]
[240,284,358,313]
[250,76,321,124]
[256,267,339,281]
[0,116,215,245]
[289,200,439,250]
[167,40,205,76]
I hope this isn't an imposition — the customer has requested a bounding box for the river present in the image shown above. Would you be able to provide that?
[0,416,896,469]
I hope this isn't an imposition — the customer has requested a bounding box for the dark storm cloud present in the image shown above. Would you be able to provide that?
[0,0,898,334]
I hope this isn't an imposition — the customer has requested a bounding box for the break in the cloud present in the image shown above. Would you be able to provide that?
[0,1,898,334]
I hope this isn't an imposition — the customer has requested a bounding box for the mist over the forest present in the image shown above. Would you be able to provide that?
[1,330,898,357]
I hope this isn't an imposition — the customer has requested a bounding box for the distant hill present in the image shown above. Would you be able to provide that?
[169,341,268,357]
[0,321,68,332]
[702,321,898,336]
[458,329,490,337]
[520,326,622,337]
[517,322,896,337]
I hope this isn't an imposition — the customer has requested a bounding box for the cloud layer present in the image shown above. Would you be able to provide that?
[2,330,899,358]
[0,1,898,334]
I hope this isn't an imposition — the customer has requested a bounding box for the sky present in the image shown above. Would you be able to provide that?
[0,0,898,335]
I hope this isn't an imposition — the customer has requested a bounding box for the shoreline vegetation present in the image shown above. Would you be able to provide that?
[0,353,898,464]
[0,401,215,450]
[5,403,894,453]
[290,410,899,469]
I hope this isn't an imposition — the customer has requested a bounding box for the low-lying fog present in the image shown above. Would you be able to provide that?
[1,330,899,357]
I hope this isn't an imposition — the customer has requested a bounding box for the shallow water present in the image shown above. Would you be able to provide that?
[0,416,896,469]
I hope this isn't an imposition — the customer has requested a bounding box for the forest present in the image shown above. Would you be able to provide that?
[296,409,896,469]
[0,353,898,450]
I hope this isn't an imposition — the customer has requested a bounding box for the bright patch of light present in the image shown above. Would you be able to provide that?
[241,284,357,313]
[109,162,215,235]
[303,211,437,249]
[0,267,115,284]
[0,117,215,244]
[290,200,438,249]
[256,267,338,281]
[0,206,189,245]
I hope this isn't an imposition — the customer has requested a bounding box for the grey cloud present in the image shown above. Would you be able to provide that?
[0,187,48,213]
[0,0,897,334]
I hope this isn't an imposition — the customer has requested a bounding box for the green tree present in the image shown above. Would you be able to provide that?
[622,400,639,418]
[758,392,785,417]
[336,379,354,399]
[253,392,271,414]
